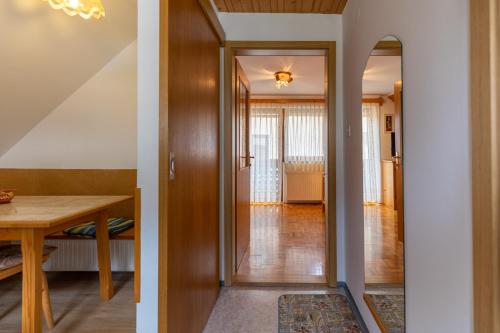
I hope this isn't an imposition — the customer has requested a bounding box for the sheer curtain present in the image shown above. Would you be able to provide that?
[362,103,382,203]
[284,103,325,166]
[250,103,282,203]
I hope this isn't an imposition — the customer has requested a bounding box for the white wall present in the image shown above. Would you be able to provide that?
[343,1,472,332]
[218,13,346,281]
[136,0,159,332]
[0,41,137,273]
[0,0,137,156]
[0,41,137,169]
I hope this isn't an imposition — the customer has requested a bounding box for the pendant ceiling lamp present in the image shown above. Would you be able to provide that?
[274,71,293,89]
[44,0,105,20]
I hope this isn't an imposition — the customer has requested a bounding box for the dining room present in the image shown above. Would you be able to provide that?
[0,0,139,332]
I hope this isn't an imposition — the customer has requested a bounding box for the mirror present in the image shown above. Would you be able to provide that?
[361,36,405,332]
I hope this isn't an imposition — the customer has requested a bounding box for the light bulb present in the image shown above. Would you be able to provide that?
[68,0,80,8]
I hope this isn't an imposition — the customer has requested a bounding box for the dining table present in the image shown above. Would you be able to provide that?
[0,195,133,333]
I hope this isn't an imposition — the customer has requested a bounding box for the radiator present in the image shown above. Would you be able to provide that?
[43,240,134,272]
[283,163,324,203]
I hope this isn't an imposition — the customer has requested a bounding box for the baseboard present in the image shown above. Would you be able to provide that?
[337,281,369,333]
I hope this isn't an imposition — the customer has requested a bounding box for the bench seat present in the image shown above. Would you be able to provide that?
[46,227,135,240]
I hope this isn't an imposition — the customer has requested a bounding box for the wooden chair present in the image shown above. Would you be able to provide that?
[0,244,57,329]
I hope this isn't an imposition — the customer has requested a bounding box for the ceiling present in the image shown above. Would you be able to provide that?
[237,56,325,96]
[0,0,137,157]
[362,56,402,95]
[214,0,348,14]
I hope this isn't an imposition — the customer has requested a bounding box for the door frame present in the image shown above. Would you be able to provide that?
[223,41,337,287]
[471,0,500,332]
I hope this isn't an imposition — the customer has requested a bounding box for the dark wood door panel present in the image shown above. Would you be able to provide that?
[394,81,404,242]
[235,60,251,272]
[163,0,220,332]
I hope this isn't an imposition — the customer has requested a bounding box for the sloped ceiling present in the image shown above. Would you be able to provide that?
[0,0,137,156]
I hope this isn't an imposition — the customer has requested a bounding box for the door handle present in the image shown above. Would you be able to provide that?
[169,152,175,180]
[392,152,402,167]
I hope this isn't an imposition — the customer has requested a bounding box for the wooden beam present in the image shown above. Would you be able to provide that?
[371,41,402,56]
[362,97,384,106]
[471,0,500,332]
[249,98,325,104]
[199,0,226,45]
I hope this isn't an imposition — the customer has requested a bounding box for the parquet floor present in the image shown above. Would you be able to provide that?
[364,204,404,285]
[234,204,326,284]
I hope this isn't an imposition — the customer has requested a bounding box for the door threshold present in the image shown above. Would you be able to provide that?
[231,280,330,288]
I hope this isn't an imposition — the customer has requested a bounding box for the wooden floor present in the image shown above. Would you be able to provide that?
[0,272,135,333]
[234,204,326,284]
[364,204,404,285]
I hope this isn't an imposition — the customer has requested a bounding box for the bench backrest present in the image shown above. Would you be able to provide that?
[0,169,137,219]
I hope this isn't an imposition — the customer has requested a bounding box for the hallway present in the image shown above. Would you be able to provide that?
[203,286,350,333]
[364,205,404,285]
[234,204,326,284]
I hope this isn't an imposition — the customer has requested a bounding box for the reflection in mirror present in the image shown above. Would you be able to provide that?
[361,36,405,333]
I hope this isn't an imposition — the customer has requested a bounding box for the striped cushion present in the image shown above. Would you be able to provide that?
[63,217,134,238]
[0,245,57,271]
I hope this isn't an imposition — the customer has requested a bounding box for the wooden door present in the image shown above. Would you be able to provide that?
[235,60,251,272]
[393,81,404,242]
[160,0,221,332]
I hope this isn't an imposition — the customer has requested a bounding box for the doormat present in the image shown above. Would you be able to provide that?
[278,294,363,333]
[365,294,405,333]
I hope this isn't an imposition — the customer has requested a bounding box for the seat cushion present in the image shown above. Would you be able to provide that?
[0,245,57,271]
[63,217,134,238]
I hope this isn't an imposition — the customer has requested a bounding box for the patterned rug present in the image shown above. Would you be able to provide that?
[278,294,363,333]
[365,294,405,333]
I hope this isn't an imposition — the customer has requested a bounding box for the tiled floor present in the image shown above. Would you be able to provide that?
[0,272,135,333]
[234,204,326,284]
[364,204,404,285]
[203,286,344,333]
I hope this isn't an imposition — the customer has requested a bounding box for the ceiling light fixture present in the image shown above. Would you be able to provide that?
[274,71,293,89]
[44,0,105,20]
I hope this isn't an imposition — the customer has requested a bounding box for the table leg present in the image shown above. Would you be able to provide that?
[96,210,114,301]
[21,229,44,333]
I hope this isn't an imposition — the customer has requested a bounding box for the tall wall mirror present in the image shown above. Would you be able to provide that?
[361,36,405,332]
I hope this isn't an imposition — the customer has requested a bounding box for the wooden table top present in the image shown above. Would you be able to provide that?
[0,196,133,228]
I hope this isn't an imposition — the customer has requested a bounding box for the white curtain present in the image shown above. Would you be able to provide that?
[284,103,325,165]
[250,103,282,203]
[362,103,382,203]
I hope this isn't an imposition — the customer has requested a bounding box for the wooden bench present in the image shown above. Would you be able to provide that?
[46,225,136,240]
[45,188,141,304]
[0,169,141,303]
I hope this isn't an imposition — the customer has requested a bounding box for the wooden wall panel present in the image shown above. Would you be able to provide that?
[214,0,348,13]
[159,0,220,331]
[0,169,136,218]
[0,168,137,272]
